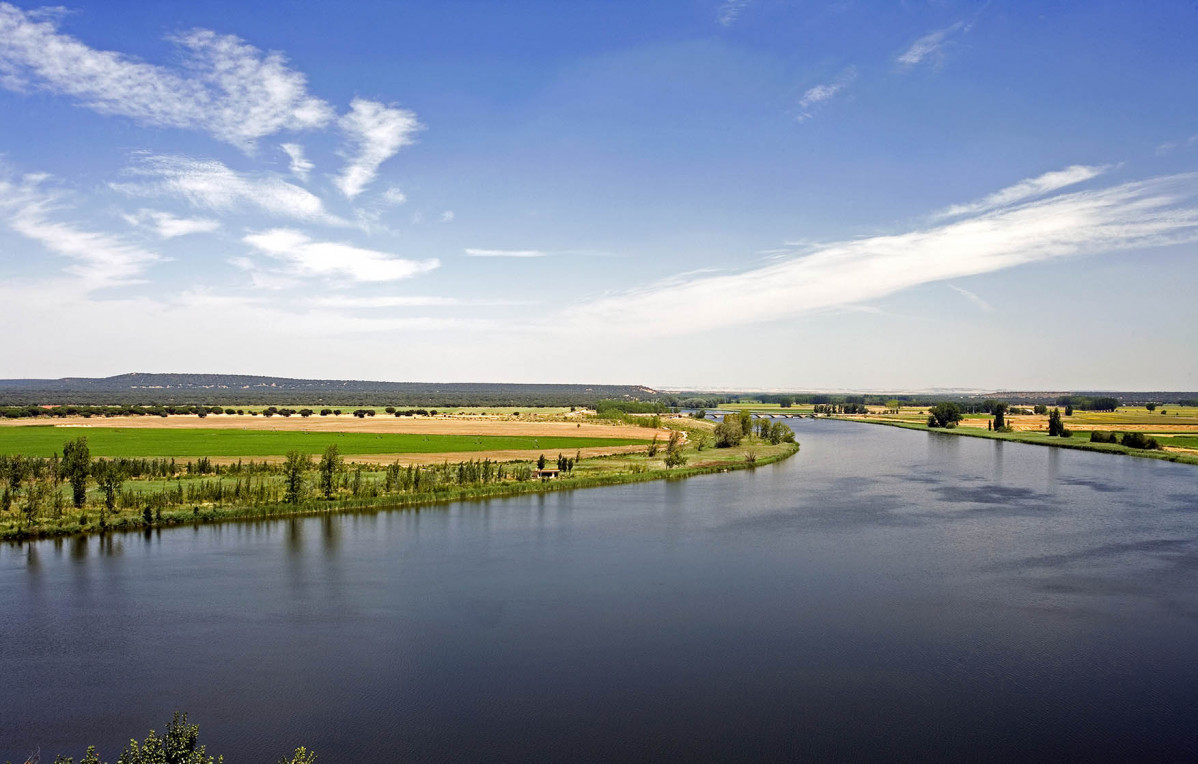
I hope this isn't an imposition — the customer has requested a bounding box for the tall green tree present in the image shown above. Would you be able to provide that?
[2,454,24,514]
[318,445,342,500]
[61,437,91,508]
[1047,408,1071,437]
[92,460,124,528]
[282,451,310,505]
[738,410,753,439]
[714,415,743,448]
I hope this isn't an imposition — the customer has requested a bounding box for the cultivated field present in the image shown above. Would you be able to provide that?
[0,427,648,459]
[840,404,1198,460]
[0,410,669,462]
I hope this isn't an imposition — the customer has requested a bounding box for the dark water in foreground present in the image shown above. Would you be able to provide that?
[3,419,1198,762]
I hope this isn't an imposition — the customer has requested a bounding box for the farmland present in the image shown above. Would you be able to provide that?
[824,405,1198,465]
[0,426,646,459]
[0,406,799,541]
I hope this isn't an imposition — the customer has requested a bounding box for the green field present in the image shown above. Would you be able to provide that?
[0,427,642,458]
[1157,435,1198,449]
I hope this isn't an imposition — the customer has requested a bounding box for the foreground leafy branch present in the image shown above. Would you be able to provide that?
[11,712,314,764]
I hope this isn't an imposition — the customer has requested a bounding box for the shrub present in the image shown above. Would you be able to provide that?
[1120,432,1162,450]
[927,402,962,428]
[714,416,743,448]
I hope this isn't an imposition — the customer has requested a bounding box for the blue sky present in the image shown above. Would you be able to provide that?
[1,0,1196,390]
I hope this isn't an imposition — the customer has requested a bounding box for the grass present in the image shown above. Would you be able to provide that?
[846,417,1198,466]
[1155,435,1198,449]
[0,426,643,458]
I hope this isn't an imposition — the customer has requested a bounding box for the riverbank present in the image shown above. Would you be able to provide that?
[837,416,1198,465]
[0,441,799,543]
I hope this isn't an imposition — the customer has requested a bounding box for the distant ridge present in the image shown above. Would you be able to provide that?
[0,373,660,407]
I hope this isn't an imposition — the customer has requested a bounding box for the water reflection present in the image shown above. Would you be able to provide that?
[2,420,1198,762]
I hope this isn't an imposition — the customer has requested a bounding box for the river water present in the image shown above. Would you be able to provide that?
[2,419,1197,761]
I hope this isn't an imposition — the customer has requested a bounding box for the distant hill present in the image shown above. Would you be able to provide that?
[0,373,661,407]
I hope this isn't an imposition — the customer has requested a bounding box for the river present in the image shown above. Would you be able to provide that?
[2,418,1197,761]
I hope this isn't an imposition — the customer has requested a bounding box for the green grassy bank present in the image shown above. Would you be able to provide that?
[843,417,1198,466]
[0,442,799,542]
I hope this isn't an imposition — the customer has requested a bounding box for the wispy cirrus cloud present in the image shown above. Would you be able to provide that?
[464,248,547,258]
[1156,134,1198,155]
[897,21,970,67]
[717,0,752,27]
[122,208,220,239]
[242,228,439,283]
[0,3,333,150]
[0,173,161,286]
[334,98,421,198]
[560,170,1198,337]
[797,67,856,121]
[311,295,531,309]
[934,164,1110,219]
[946,284,994,313]
[113,154,343,225]
[280,143,313,181]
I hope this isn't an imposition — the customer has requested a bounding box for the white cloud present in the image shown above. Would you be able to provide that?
[0,173,161,286]
[0,4,334,149]
[946,284,994,313]
[114,154,342,224]
[123,208,219,238]
[1156,134,1198,155]
[464,248,546,258]
[560,171,1198,337]
[439,210,455,223]
[935,164,1110,219]
[242,228,439,283]
[334,98,420,198]
[717,0,751,26]
[381,187,407,205]
[897,22,969,67]
[311,295,530,309]
[280,143,313,181]
[797,67,856,121]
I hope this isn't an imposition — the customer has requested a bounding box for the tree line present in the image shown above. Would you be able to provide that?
[713,412,796,448]
[0,438,584,536]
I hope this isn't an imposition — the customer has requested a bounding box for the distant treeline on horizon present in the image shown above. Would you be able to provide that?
[0,374,1194,410]
[0,374,659,407]
[668,392,1198,410]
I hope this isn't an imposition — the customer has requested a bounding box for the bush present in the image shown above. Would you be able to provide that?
[927,402,962,428]
[713,416,743,448]
[1120,432,1162,450]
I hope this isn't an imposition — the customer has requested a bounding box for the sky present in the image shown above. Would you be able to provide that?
[0,0,1196,391]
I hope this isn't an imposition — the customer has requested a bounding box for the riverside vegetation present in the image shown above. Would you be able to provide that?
[6,711,313,764]
[0,415,797,542]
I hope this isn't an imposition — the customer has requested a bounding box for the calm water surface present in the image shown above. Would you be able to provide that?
[3,419,1197,761]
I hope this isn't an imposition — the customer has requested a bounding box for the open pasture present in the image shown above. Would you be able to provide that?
[0,426,645,459]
